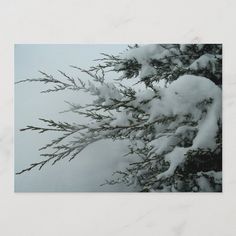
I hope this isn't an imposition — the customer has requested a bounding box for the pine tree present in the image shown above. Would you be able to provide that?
[16,44,222,192]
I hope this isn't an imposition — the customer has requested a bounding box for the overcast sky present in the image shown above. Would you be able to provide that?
[15,44,141,192]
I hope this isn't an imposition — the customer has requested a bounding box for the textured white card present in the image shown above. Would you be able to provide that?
[0,0,235,235]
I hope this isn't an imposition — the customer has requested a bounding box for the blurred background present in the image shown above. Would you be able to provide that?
[15,44,140,192]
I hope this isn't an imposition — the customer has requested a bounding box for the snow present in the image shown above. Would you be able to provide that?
[180,44,204,52]
[130,88,156,110]
[139,64,156,78]
[95,45,221,191]
[196,176,213,192]
[121,44,187,80]
[175,125,197,135]
[192,98,221,149]
[123,44,165,63]
[121,45,166,79]
[189,53,219,73]
[148,135,179,156]
[149,74,221,121]
[110,111,133,127]
[91,82,121,106]
[150,75,221,148]
[95,72,222,183]
[180,44,189,52]
[146,75,222,180]
[198,171,222,184]
[157,147,189,180]
[16,44,222,192]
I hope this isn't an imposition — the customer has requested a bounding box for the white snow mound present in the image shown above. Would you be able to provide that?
[151,75,222,179]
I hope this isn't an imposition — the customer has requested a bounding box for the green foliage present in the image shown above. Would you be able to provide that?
[16,44,222,192]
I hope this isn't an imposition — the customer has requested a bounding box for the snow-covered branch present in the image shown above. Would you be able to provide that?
[16,44,222,192]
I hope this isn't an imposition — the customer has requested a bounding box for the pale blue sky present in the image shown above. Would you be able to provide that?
[14,44,140,192]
